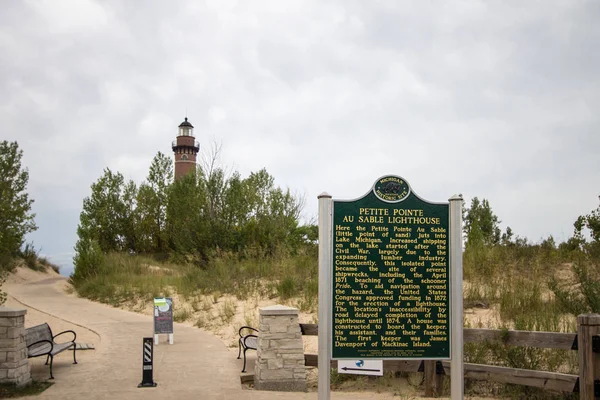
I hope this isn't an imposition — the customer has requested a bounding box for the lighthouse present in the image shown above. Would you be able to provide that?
[172,117,199,179]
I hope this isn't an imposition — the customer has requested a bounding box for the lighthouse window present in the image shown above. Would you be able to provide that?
[181,154,189,160]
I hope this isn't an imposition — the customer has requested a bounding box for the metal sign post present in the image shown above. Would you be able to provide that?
[138,337,157,388]
[318,192,333,400]
[449,195,464,399]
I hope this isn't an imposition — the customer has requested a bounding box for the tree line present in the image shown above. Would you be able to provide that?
[2,138,598,291]
[73,151,315,280]
[463,195,600,257]
[463,195,600,314]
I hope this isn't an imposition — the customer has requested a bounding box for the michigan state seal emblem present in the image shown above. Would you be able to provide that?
[373,175,410,203]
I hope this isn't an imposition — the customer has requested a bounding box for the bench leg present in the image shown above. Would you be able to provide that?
[242,348,248,373]
[45,354,50,365]
[73,343,78,364]
[237,340,242,359]
[49,355,54,379]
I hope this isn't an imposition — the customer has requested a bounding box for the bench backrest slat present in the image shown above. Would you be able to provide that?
[26,323,52,346]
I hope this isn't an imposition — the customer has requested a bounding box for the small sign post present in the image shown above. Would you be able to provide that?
[338,359,383,376]
[153,297,174,345]
[138,337,157,388]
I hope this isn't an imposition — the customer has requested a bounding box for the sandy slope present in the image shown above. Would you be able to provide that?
[4,267,99,348]
[2,267,497,399]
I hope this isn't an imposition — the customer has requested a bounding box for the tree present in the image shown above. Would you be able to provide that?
[72,238,104,282]
[463,197,501,248]
[549,197,600,314]
[238,169,304,254]
[574,197,600,258]
[135,152,173,253]
[0,141,37,259]
[501,226,514,246]
[73,142,307,266]
[121,180,138,252]
[166,171,207,257]
[77,168,127,252]
[222,172,252,249]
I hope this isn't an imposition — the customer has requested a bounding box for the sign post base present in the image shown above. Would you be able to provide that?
[153,333,174,345]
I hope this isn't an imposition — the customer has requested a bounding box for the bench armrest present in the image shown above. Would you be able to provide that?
[53,330,77,343]
[27,339,54,352]
[238,326,258,337]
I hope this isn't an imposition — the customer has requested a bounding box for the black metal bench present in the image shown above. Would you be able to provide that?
[237,326,258,373]
[25,323,77,379]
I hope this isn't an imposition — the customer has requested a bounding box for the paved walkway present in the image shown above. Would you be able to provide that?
[4,273,455,400]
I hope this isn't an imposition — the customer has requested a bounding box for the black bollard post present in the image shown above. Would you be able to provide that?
[138,337,157,388]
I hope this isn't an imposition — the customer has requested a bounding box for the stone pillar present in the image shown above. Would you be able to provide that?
[254,305,306,392]
[0,307,30,387]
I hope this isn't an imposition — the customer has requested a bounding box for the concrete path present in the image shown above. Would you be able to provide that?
[4,273,457,400]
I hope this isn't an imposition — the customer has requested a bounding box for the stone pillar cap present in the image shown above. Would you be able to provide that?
[0,307,27,317]
[259,305,299,315]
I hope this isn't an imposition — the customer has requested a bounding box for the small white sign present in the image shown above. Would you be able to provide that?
[338,359,383,376]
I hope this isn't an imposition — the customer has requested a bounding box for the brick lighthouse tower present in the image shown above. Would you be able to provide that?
[172,117,199,179]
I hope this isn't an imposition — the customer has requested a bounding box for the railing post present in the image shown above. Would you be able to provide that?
[577,314,600,400]
[424,360,442,397]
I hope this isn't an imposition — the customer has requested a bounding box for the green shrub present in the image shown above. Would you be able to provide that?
[0,255,16,273]
[71,239,105,282]
[20,242,41,271]
[38,256,60,273]
[277,276,297,299]
[550,262,600,315]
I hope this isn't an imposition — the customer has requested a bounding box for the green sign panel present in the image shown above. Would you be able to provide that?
[332,176,450,359]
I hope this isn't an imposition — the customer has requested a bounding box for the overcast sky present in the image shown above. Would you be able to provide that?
[2,1,599,276]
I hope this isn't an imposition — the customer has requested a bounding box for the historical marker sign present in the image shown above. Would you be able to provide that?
[331,176,450,360]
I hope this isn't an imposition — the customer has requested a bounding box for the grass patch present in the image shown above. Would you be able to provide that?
[461,244,584,399]
[70,242,597,398]
[20,243,42,271]
[37,256,60,274]
[243,308,258,328]
[218,299,237,323]
[71,251,317,308]
[277,276,297,299]
[201,297,213,311]
[17,243,60,273]
[195,312,209,328]
[173,308,191,322]
[0,381,53,398]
